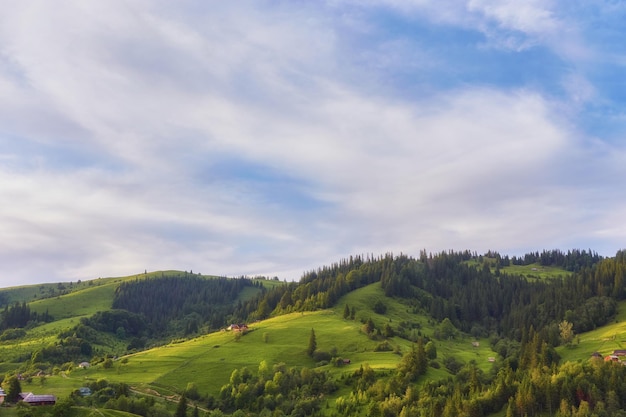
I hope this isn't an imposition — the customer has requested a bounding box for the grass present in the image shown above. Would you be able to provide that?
[64,283,497,403]
[0,276,505,414]
[500,263,571,280]
[557,300,626,363]
[29,283,118,319]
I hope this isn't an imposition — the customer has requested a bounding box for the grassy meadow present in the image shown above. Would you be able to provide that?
[557,300,626,363]
[55,282,497,403]
[500,263,571,280]
[9,270,626,416]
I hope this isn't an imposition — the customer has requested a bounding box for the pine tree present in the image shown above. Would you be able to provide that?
[416,337,428,376]
[307,328,317,357]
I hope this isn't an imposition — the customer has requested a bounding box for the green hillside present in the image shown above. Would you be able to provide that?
[1,283,498,416]
[2,249,626,416]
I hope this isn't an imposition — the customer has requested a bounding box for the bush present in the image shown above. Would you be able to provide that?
[443,356,463,374]
[374,341,393,352]
[0,328,26,341]
[373,301,387,314]
[313,350,331,362]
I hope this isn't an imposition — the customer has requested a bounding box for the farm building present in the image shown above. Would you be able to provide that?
[19,392,56,406]
[228,324,248,332]
[0,388,5,404]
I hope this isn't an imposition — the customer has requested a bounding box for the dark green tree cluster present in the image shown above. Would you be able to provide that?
[112,274,254,336]
[0,302,52,331]
[234,254,389,320]
[509,248,602,271]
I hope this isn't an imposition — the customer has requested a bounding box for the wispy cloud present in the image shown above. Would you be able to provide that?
[0,1,624,286]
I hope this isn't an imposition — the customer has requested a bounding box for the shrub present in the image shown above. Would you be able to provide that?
[374,341,393,352]
[443,356,463,374]
[0,328,26,341]
[313,350,331,362]
[373,301,387,314]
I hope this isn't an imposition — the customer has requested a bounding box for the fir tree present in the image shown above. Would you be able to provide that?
[307,328,317,357]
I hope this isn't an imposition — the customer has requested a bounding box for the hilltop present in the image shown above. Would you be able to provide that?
[1,248,626,417]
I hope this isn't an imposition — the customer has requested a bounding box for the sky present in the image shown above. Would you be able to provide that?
[1,1,625,287]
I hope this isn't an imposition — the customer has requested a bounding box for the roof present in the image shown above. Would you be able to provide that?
[19,393,56,403]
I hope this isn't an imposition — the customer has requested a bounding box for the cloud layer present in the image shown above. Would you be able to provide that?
[0,1,624,286]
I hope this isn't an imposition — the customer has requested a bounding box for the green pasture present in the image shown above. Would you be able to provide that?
[80,309,388,396]
[29,283,117,319]
[70,283,497,401]
[0,282,63,305]
[500,263,570,280]
[1,274,499,413]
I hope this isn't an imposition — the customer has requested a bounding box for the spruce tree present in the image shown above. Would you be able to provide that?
[307,328,317,357]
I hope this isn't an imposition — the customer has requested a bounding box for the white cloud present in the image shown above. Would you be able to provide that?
[0,1,623,287]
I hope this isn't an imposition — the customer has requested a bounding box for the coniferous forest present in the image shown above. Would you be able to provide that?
[2,248,626,417]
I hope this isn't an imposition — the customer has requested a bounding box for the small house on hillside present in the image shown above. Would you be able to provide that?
[78,361,90,369]
[614,350,626,356]
[0,388,6,404]
[19,393,56,406]
[79,387,92,397]
[228,324,249,332]
[471,341,480,348]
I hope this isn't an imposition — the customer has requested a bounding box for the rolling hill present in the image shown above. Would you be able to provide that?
[1,248,626,416]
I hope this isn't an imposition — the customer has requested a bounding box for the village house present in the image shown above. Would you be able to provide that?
[19,392,57,406]
[227,323,249,332]
[78,361,91,369]
[0,388,6,404]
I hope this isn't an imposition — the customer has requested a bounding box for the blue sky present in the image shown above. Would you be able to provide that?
[1,1,625,287]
